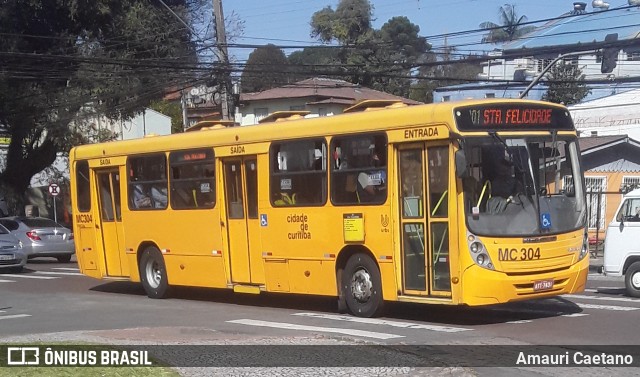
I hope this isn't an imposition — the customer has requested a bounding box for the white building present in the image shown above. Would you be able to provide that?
[80,108,172,140]
[236,77,421,126]
[569,88,640,140]
[435,1,640,102]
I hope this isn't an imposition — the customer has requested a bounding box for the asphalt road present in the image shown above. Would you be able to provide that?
[1,257,639,376]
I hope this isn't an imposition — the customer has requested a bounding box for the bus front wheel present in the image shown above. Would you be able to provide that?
[625,261,640,298]
[342,253,384,317]
[139,246,169,299]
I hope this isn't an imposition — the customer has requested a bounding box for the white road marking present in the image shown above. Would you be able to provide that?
[227,319,403,340]
[561,313,589,317]
[0,274,58,280]
[293,312,472,333]
[0,314,31,320]
[35,271,84,276]
[52,267,80,271]
[584,289,597,293]
[576,303,639,311]
[506,320,532,324]
[0,279,16,283]
[564,294,640,303]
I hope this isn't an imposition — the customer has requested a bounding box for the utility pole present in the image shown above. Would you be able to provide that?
[213,0,231,120]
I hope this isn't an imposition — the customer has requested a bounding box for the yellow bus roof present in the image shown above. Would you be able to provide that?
[70,99,572,160]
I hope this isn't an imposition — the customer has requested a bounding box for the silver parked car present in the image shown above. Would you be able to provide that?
[0,217,75,263]
[0,223,27,272]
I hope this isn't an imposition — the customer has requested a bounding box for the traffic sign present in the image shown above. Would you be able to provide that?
[48,183,60,196]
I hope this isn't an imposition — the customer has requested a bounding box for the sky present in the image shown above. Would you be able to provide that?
[220,0,622,63]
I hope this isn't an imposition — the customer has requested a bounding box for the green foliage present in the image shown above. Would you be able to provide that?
[411,52,483,103]
[149,100,184,134]
[241,44,291,92]
[0,0,198,204]
[311,0,373,45]
[306,1,429,98]
[480,4,535,43]
[288,47,342,81]
[542,62,591,106]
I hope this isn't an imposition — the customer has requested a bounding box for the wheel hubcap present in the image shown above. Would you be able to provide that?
[146,260,162,289]
[351,268,373,303]
[632,271,640,289]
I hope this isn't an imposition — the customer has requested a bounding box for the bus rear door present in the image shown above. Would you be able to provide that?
[397,144,452,297]
[222,157,262,284]
[95,169,127,277]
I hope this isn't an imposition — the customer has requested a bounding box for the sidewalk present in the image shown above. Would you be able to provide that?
[589,254,603,274]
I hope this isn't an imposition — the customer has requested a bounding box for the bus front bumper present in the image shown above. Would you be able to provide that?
[461,256,589,306]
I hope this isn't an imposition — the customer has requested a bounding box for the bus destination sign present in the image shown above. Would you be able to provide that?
[454,104,574,131]
[171,149,213,163]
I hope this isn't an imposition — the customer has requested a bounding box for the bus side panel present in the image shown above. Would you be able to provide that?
[123,209,227,288]
[260,205,397,298]
[70,160,102,279]
[288,260,336,295]
[75,222,100,276]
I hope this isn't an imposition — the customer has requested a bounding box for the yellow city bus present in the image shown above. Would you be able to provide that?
[69,99,589,317]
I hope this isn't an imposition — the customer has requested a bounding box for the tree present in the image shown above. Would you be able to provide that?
[311,0,373,45]
[542,62,591,106]
[308,1,429,98]
[411,53,483,103]
[149,100,184,134]
[0,1,199,210]
[241,44,290,92]
[288,48,342,82]
[480,4,535,44]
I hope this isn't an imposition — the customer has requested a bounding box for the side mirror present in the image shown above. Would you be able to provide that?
[455,150,468,178]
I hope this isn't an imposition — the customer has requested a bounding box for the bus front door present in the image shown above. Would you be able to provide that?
[223,157,261,284]
[96,169,126,277]
[398,145,452,297]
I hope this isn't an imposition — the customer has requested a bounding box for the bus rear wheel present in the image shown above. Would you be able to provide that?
[625,261,640,298]
[342,253,384,317]
[139,246,169,299]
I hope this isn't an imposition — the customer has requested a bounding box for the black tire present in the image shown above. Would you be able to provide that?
[56,255,72,263]
[342,252,384,317]
[8,266,23,273]
[625,261,640,298]
[139,246,170,299]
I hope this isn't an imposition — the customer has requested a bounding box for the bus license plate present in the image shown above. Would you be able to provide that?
[533,279,554,291]
[0,254,14,261]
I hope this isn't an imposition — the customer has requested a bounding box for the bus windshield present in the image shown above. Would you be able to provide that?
[461,135,586,237]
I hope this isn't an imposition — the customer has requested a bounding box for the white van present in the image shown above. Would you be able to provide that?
[603,188,640,297]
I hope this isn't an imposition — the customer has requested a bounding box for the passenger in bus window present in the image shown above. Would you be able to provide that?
[357,152,386,202]
[151,186,168,208]
[632,206,640,221]
[133,184,152,208]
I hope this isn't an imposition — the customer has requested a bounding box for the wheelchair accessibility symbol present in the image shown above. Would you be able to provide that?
[541,213,552,229]
[260,214,268,227]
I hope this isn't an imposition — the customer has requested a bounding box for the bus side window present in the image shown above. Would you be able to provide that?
[128,154,167,211]
[330,133,387,206]
[270,139,327,207]
[169,149,215,210]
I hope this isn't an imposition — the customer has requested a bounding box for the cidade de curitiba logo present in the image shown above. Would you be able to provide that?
[5,346,152,367]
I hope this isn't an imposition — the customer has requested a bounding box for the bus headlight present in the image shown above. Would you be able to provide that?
[579,231,589,261]
[470,242,483,253]
[467,232,494,270]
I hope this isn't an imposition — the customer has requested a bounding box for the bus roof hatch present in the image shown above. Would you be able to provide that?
[185,120,237,132]
[258,111,311,124]
[343,99,406,113]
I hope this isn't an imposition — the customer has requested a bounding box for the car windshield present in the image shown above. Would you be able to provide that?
[461,135,586,236]
[0,224,8,234]
[21,218,62,228]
